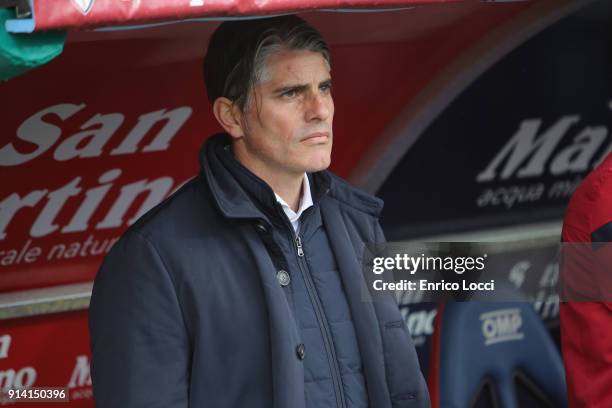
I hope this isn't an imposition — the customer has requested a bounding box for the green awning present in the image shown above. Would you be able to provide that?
[1,7,66,81]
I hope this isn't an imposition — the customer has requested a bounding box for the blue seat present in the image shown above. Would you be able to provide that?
[428,302,567,408]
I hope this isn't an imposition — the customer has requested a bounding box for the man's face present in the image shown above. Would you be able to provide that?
[236,49,334,176]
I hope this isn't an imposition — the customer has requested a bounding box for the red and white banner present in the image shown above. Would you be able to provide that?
[0,311,92,407]
[1,2,545,292]
[32,0,464,31]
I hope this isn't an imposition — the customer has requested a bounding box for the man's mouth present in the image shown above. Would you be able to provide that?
[301,132,330,144]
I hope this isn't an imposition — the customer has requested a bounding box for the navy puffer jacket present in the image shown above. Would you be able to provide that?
[89,133,430,408]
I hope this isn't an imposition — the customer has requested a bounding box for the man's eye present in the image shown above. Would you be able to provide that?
[281,89,298,98]
[320,84,332,93]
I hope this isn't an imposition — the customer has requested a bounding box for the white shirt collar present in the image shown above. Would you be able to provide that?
[274,174,313,232]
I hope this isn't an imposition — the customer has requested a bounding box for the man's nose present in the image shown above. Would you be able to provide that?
[304,92,331,122]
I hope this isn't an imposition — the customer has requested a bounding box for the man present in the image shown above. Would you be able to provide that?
[560,152,612,408]
[89,15,430,407]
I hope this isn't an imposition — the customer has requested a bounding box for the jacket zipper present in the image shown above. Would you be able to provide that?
[292,231,347,408]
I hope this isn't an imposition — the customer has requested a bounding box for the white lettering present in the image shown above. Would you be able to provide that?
[406,309,437,337]
[0,190,47,240]
[0,171,178,240]
[0,104,85,166]
[476,116,580,181]
[62,169,122,233]
[96,176,174,229]
[0,335,10,359]
[550,126,607,175]
[110,107,192,155]
[54,113,124,161]
[462,280,495,291]
[30,177,82,237]
[0,104,192,166]
[68,355,92,388]
[480,308,524,346]
[0,366,36,390]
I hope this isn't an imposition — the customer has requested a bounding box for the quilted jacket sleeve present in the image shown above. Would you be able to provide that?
[89,230,190,408]
[373,218,432,408]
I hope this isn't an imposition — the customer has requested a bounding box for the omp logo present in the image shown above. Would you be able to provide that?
[70,0,95,14]
[480,308,524,346]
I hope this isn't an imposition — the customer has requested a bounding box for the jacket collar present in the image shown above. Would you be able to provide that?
[199,133,383,220]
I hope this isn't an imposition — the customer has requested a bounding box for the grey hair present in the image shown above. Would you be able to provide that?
[204,16,331,112]
[237,28,330,111]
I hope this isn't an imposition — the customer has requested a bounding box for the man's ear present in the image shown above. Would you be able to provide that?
[212,97,244,139]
